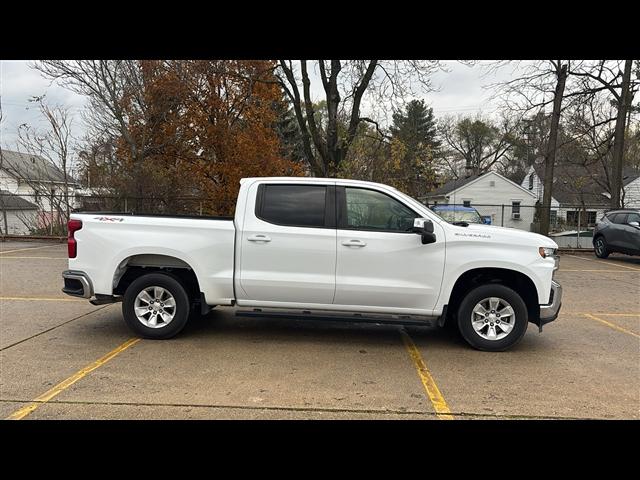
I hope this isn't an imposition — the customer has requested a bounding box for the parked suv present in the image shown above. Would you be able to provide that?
[593,209,640,258]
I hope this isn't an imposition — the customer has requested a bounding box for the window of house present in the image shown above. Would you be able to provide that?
[512,201,521,215]
[463,200,471,207]
[550,210,558,225]
[567,210,597,225]
[528,174,534,190]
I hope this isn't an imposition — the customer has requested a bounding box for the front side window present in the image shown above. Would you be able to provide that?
[344,187,417,232]
[512,201,521,214]
[259,184,326,227]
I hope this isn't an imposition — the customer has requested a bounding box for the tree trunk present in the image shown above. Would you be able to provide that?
[610,59,633,209]
[540,63,568,236]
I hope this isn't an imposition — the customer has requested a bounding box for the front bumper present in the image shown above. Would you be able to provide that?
[62,270,93,299]
[539,280,562,325]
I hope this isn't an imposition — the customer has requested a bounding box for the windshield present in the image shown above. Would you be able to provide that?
[433,209,483,224]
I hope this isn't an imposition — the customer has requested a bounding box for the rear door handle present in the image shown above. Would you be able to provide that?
[341,239,366,247]
[248,234,271,242]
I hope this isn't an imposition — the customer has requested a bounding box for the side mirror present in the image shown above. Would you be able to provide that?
[413,218,436,244]
[629,221,640,229]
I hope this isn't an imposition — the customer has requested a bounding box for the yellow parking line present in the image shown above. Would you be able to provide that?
[0,296,86,302]
[0,256,68,260]
[571,255,640,272]
[560,269,638,272]
[400,329,454,420]
[583,314,640,339]
[6,338,141,420]
[0,245,64,255]
[564,312,640,317]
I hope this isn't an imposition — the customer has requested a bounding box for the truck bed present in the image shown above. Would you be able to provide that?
[69,212,236,306]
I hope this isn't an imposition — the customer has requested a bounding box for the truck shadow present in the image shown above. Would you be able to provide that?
[180,309,549,353]
[181,309,469,350]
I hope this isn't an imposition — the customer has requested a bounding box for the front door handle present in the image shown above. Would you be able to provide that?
[248,234,271,242]
[341,239,367,247]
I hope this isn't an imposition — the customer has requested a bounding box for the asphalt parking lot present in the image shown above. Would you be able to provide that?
[1,240,638,420]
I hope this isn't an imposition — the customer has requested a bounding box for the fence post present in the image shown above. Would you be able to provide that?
[577,210,581,249]
[199,202,203,216]
[124,197,128,213]
[501,204,504,227]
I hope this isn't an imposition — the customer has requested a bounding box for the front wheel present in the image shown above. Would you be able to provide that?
[457,284,529,351]
[122,273,190,339]
[594,236,610,259]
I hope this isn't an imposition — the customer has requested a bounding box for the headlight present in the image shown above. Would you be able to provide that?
[539,247,557,258]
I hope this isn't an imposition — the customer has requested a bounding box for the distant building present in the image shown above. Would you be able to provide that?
[0,189,39,234]
[520,165,639,228]
[425,171,538,229]
[0,149,81,234]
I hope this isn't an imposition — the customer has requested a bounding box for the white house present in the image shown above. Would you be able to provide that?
[520,165,639,229]
[0,189,39,235]
[621,172,640,208]
[0,150,81,234]
[425,171,538,229]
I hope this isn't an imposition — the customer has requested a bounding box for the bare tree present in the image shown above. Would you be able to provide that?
[570,60,638,208]
[33,61,150,202]
[0,95,8,235]
[438,114,518,178]
[16,95,75,234]
[276,60,442,176]
[487,61,573,235]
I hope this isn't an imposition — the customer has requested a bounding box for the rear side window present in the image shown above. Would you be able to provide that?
[609,213,628,224]
[257,184,327,228]
[625,212,640,223]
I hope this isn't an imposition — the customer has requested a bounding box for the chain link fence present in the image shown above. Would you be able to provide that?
[1,192,609,248]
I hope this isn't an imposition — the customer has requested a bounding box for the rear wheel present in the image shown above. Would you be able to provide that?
[594,236,610,259]
[457,284,528,351]
[122,273,190,339]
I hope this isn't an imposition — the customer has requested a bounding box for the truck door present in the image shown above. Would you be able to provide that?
[333,186,446,313]
[237,182,337,305]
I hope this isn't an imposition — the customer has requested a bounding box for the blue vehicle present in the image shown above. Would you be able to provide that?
[430,205,491,225]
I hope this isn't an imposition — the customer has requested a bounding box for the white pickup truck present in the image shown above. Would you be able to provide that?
[62,177,562,351]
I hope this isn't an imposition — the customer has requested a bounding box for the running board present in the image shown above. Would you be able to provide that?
[235,309,435,327]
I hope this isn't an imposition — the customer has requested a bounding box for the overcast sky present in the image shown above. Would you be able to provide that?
[0,60,519,151]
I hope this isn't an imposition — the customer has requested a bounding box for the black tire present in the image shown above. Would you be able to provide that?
[122,273,190,339]
[457,284,529,352]
[594,235,610,259]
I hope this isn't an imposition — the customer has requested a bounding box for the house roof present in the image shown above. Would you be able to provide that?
[428,174,481,196]
[0,149,73,184]
[622,169,640,187]
[0,190,38,210]
[427,171,537,199]
[530,163,621,205]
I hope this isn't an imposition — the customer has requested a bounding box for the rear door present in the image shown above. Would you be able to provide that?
[621,212,640,251]
[333,185,445,313]
[237,182,337,305]
[608,213,628,249]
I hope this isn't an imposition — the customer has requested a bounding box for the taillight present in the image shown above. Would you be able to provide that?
[68,219,83,258]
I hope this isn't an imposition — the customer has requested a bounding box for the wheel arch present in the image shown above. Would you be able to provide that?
[444,267,539,326]
[113,254,202,301]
